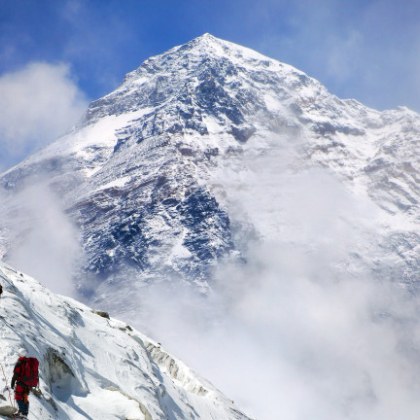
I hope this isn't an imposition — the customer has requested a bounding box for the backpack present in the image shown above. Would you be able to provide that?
[18,357,39,387]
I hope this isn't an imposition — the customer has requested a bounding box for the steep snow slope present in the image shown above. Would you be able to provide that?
[0,262,250,419]
[0,34,418,314]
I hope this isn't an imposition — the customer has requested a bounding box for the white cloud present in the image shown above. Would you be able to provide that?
[131,136,420,419]
[0,62,88,169]
[3,182,81,297]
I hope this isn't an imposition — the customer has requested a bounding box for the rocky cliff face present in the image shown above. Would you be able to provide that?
[0,34,418,316]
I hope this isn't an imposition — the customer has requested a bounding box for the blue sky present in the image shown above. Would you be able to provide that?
[0,0,419,167]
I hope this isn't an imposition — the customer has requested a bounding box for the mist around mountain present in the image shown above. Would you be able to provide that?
[0,34,419,419]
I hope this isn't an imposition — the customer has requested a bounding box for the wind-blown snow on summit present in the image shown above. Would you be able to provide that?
[0,33,418,316]
[0,262,250,419]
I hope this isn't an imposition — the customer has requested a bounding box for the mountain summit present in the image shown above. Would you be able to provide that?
[0,34,418,320]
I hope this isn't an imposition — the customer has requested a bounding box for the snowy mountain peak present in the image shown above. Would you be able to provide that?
[192,32,217,41]
[178,32,272,61]
[84,31,322,141]
[0,34,418,321]
[186,32,220,47]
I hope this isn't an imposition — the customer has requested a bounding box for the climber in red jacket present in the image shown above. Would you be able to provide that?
[11,348,39,418]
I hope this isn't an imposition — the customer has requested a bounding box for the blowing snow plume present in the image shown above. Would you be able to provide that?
[136,136,420,420]
[0,182,81,297]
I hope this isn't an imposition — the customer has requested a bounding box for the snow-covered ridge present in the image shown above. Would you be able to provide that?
[0,263,251,419]
[121,33,306,86]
